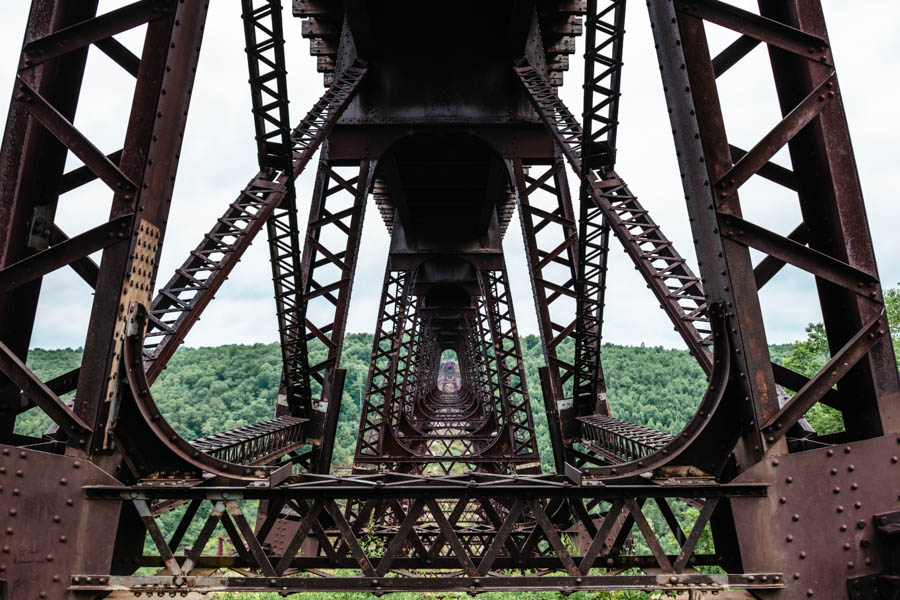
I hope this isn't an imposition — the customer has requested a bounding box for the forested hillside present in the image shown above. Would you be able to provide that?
[15,289,899,600]
[20,335,794,471]
[20,282,900,468]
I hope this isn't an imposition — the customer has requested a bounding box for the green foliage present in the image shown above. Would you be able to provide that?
[15,286,900,600]
[781,322,844,435]
[19,285,900,454]
[17,335,716,472]
[776,284,900,436]
[14,348,81,438]
[23,325,891,467]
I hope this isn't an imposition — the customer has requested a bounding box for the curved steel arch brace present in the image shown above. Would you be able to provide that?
[575,302,740,482]
[117,304,279,481]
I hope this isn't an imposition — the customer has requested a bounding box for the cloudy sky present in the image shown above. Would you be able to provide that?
[1,1,898,351]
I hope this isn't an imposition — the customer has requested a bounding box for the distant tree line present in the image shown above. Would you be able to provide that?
[17,285,900,471]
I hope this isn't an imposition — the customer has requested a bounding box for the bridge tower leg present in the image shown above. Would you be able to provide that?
[646,0,900,594]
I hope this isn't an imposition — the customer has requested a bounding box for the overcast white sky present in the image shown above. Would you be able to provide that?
[1,1,898,351]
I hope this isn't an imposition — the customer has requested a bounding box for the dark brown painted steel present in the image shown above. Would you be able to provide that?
[0,0,101,442]
[73,0,212,451]
[0,1,897,597]
[143,62,368,384]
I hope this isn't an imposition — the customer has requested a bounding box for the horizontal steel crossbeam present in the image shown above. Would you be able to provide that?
[76,477,775,594]
[189,415,308,465]
[578,413,675,463]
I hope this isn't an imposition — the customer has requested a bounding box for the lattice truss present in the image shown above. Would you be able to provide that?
[0,0,898,597]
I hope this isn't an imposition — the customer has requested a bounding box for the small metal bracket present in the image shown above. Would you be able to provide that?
[26,204,53,251]
[847,510,900,598]
[847,574,900,600]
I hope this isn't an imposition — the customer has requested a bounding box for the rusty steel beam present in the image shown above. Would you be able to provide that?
[354,268,412,466]
[515,62,715,377]
[648,0,900,445]
[70,1,212,450]
[289,156,371,473]
[0,338,91,445]
[480,266,541,469]
[578,413,674,463]
[63,475,775,594]
[0,214,131,294]
[573,0,626,423]
[21,0,170,66]
[143,62,368,385]
[513,158,578,469]
[0,0,101,442]
[190,415,308,466]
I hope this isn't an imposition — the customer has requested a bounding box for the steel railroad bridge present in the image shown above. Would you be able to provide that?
[0,0,898,598]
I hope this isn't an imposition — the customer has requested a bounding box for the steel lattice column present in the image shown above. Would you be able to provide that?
[573,0,627,421]
[354,268,412,470]
[0,1,213,454]
[513,158,579,471]
[648,0,900,451]
[480,265,541,470]
[289,154,371,472]
[142,62,367,384]
[0,1,99,441]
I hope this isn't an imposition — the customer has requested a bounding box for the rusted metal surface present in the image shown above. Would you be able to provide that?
[72,0,212,451]
[143,61,368,385]
[0,0,897,597]
[0,444,123,600]
[70,475,776,594]
[732,434,900,597]
[190,416,307,466]
[0,0,101,445]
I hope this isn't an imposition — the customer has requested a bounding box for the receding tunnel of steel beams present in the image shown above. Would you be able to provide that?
[347,132,536,471]
[437,351,461,393]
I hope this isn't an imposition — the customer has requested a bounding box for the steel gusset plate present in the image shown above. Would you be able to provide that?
[732,433,900,597]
